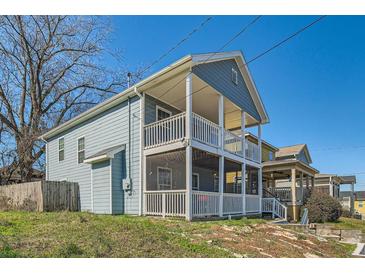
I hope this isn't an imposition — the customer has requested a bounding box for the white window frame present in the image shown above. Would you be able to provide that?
[231,68,238,85]
[77,136,85,164]
[58,137,65,162]
[156,105,172,121]
[192,173,200,191]
[157,166,172,190]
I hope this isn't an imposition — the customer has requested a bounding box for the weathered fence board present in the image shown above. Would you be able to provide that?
[0,181,80,212]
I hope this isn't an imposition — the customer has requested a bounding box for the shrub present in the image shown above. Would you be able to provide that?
[305,191,342,223]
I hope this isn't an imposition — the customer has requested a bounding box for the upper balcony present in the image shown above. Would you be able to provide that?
[144,111,260,163]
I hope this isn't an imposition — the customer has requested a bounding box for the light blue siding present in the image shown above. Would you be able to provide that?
[112,151,125,214]
[92,160,111,214]
[144,94,181,125]
[192,59,261,121]
[47,96,140,214]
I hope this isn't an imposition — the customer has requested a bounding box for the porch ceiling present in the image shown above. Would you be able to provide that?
[144,72,258,127]
[262,159,318,178]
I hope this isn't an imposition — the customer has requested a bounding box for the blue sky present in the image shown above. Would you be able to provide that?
[109,16,365,190]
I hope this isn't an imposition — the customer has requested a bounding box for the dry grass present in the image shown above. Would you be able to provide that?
[0,212,355,258]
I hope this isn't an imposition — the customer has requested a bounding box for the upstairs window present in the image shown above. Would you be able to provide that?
[231,68,238,85]
[269,151,274,161]
[58,138,65,162]
[156,106,172,121]
[78,137,85,164]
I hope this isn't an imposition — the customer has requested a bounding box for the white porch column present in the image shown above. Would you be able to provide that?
[185,73,193,221]
[258,124,263,213]
[300,172,304,202]
[291,168,298,220]
[351,182,355,214]
[241,111,246,214]
[218,94,224,217]
[329,177,334,197]
[306,175,309,189]
[218,94,224,150]
[219,156,224,217]
[242,162,246,215]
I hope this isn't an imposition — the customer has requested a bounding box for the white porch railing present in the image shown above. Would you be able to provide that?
[192,113,220,147]
[192,191,220,217]
[144,112,261,163]
[223,193,243,215]
[245,140,260,163]
[144,190,186,217]
[262,197,287,220]
[245,194,260,213]
[224,130,243,156]
[144,191,266,218]
[267,187,306,203]
[144,112,186,149]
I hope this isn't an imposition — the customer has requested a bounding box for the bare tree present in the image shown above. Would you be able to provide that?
[0,16,135,183]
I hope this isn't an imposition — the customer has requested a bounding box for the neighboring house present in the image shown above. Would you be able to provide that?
[261,144,319,221]
[353,191,365,218]
[314,174,356,199]
[0,166,44,184]
[226,132,318,221]
[340,183,360,215]
[41,51,285,221]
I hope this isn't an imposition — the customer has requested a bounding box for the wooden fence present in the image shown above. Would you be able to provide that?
[0,180,80,212]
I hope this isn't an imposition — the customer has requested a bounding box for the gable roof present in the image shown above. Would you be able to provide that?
[275,144,312,164]
[40,51,269,140]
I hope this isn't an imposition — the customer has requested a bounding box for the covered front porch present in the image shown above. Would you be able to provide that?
[143,148,261,219]
[262,160,318,221]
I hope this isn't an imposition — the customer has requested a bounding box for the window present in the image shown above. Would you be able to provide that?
[58,138,65,161]
[359,202,363,208]
[156,106,172,121]
[231,68,238,85]
[269,151,274,161]
[77,137,85,164]
[192,173,200,191]
[213,174,219,192]
[157,167,172,190]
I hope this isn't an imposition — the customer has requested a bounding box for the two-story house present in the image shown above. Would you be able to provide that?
[41,51,288,221]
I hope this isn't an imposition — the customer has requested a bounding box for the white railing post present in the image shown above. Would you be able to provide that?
[162,193,166,218]
[185,73,193,221]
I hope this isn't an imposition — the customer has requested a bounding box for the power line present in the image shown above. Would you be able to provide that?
[138,16,213,76]
[246,15,326,65]
[169,15,327,106]
[157,15,262,100]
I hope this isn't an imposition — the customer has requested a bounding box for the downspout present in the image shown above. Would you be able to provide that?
[131,86,144,216]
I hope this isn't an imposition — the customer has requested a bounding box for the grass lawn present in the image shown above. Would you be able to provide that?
[325,217,365,233]
[0,211,356,258]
